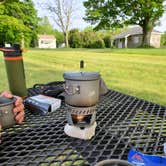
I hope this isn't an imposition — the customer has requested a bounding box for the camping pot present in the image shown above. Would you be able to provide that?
[63,72,100,107]
[0,97,16,129]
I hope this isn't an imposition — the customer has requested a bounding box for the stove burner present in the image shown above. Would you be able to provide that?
[66,104,96,115]
[65,104,96,128]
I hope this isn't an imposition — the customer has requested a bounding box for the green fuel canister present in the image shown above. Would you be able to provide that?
[0,44,27,97]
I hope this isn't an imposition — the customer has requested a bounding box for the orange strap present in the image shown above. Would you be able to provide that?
[4,56,23,61]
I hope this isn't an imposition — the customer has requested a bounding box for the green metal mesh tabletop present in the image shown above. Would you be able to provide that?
[0,82,166,166]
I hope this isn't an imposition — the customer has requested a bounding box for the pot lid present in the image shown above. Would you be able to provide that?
[0,97,16,107]
[63,72,100,81]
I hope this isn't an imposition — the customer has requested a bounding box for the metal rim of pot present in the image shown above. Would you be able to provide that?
[0,97,16,107]
[63,72,100,81]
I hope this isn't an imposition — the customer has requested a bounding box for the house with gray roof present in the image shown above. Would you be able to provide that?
[113,26,162,48]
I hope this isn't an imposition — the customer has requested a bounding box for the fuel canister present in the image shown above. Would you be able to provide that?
[0,44,27,97]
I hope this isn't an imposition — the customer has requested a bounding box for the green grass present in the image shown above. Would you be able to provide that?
[0,48,166,106]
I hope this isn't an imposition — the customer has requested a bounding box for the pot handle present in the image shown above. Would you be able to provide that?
[64,84,80,95]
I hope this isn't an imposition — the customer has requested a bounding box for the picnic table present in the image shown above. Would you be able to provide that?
[0,81,166,166]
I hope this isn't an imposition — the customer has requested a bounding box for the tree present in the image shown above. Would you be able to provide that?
[37,16,55,35]
[54,30,64,47]
[0,0,38,47]
[84,0,165,46]
[37,16,65,47]
[20,0,38,47]
[0,15,30,46]
[40,0,78,47]
[83,26,94,32]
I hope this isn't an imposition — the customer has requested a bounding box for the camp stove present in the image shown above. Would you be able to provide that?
[63,61,100,139]
[64,104,97,140]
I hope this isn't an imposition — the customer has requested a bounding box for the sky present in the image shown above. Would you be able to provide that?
[33,0,166,33]
[155,14,166,32]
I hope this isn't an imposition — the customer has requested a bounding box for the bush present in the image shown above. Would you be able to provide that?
[103,36,112,48]
[161,31,166,46]
[54,30,64,47]
[91,38,105,48]
[69,30,105,48]
[69,29,83,48]
[82,32,95,48]
[69,32,83,48]
[82,32,105,48]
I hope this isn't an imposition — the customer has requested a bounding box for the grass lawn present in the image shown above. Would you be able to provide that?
[0,48,166,106]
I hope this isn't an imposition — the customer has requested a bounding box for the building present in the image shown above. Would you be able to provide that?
[38,35,56,48]
[113,26,162,48]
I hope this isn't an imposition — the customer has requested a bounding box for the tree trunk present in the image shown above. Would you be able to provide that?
[141,18,153,47]
[141,26,151,46]
[21,33,24,48]
[64,32,69,47]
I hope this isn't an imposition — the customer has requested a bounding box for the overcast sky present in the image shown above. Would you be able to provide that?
[33,1,166,32]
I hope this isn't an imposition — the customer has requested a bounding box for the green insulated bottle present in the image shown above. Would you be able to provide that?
[0,44,27,97]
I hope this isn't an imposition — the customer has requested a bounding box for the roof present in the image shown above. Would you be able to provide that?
[113,26,161,39]
[38,35,55,40]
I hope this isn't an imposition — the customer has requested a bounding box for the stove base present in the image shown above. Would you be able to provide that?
[64,122,97,140]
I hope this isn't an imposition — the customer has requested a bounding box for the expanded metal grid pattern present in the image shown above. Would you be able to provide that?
[0,82,166,166]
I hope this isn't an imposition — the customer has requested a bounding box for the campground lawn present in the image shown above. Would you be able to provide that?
[0,48,166,106]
